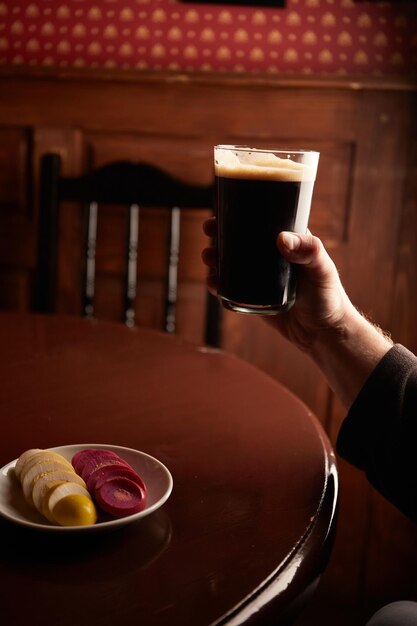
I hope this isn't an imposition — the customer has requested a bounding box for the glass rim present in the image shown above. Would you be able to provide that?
[214,144,319,156]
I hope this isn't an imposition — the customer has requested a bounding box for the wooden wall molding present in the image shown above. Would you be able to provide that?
[1,66,417,91]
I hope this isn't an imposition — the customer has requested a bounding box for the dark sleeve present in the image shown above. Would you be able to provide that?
[336,344,417,522]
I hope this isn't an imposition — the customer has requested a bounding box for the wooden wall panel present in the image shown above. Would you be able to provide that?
[0,69,416,626]
[392,134,417,352]
[0,127,31,218]
[310,141,355,245]
[0,127,36,314]
[86,132,213,185]
[342,91,414,329]
[0,269,31,311]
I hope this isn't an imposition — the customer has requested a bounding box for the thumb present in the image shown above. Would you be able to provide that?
[277,231,337,283]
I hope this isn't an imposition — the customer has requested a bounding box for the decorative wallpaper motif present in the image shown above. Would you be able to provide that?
[0,0,416,76]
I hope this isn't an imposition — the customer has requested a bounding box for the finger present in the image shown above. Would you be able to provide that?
[201,247,217,268]
[203,216,217,238]
[277,231,337,283]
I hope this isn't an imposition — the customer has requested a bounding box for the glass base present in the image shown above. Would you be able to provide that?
[219,295,295,315]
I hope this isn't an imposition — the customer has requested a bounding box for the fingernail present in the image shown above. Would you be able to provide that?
[281,232,300,252]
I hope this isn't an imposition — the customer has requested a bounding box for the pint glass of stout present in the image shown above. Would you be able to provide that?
[215,145,320,314]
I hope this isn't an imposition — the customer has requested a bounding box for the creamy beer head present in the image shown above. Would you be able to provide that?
[214,145,318,182]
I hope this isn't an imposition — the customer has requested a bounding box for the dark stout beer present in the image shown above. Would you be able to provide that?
[215,146,319,314]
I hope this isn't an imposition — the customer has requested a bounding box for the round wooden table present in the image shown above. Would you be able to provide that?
[0,313,337,626]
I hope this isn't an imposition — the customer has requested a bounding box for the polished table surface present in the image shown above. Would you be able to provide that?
[0,313,337,626]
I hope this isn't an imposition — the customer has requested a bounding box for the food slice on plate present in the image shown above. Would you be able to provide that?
[52,493,97,527]
[73,449,131,482]
[45,481,95,526]
[95,476,147,517]
[14,448,44,480]
[22,460,78,505]
[16,449,72,480]
[32,470,87,512]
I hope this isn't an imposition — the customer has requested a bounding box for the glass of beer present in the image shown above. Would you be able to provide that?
[214,145,320,314]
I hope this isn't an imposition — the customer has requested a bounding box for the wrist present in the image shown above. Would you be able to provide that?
[311,304,392,365]
[308,305,393,408]
[305,300,360,358]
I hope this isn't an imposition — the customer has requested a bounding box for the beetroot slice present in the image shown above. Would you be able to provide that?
[95,477,147,517]
[72,449,97,474]
[75,452,131,482]
[72,449,125,475]
[87,462,146,493]
[81,458,131,482]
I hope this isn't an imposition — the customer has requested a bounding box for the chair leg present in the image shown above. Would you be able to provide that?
[83,201,98,319]
[124,203,139,327]
[164,206,180,334]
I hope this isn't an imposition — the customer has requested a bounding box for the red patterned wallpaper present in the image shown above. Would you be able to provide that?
[0,0,416,76]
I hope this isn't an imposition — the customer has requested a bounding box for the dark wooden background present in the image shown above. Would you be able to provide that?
[0,67,416,625]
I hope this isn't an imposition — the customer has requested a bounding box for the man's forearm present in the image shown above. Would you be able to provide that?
[309,306,393,409]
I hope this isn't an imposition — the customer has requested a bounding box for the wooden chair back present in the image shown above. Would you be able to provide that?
[34,153,220,347]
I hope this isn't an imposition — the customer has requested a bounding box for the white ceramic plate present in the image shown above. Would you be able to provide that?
[0,444,173,533]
